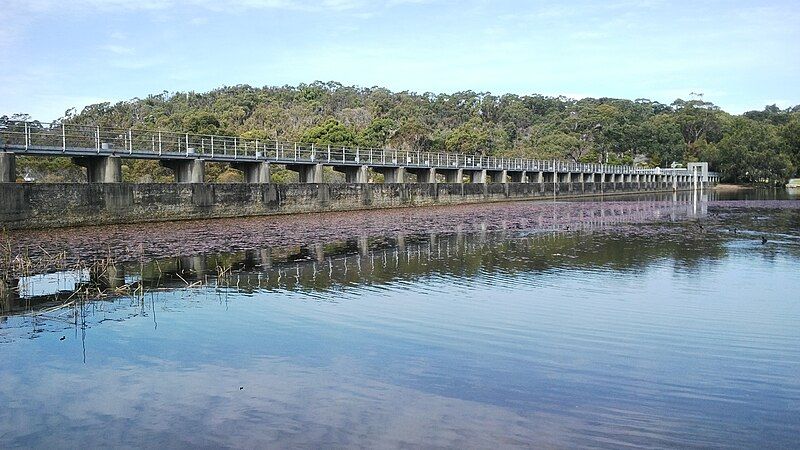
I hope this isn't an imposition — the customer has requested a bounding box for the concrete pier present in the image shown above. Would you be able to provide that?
[467,169,487,184]
[0,152,15,182]
[440,168,463,183]
[407,167,437,183]
[231,161,271,183]
[333,165,369,183]
[509,171,526,183]
[161,159,205,183]
[286,163,323,183]
[73,155,122,183]
[373,166,406,183]
[488,169,507,183]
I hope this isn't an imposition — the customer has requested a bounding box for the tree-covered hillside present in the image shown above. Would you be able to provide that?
[6,81,800,184]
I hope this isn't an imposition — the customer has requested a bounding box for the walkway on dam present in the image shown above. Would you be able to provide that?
[0,120,718,185]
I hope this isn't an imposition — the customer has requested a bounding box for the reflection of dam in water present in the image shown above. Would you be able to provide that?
[1,194,711,316]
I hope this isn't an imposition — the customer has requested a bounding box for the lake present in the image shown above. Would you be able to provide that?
[1,189,799,448]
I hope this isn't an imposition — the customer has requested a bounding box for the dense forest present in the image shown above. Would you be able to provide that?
[6,81,800,184]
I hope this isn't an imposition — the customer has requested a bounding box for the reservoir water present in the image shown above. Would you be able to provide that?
[1,191,799,448]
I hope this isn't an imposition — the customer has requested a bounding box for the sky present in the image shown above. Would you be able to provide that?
[1,0,798,121]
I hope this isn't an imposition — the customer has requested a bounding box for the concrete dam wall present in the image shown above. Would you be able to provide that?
[0,181,697,230]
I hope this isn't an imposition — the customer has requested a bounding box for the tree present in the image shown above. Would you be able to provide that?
[35,80,795,184]
[183,112,223,135]
[358,118,396,148]
[443,118,510,156]
[717,117,793,184]
[301,119,357,147]
[780,113,800,175]
[389,118,432,152]
[671,98,724,159]
[635,115,684,167]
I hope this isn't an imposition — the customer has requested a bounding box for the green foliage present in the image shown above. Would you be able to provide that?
[781,113,800,171]
[121,160,173,183]
[444,118,497,155]
[670,99,725,159]
[389,117,433,152]
[42,82,799,184]
[536,132,581,160]
[358,118,396,148]
[183,112,223,135]
[16,156,84,182]
[301,119,357,147]
[716,117,794,184]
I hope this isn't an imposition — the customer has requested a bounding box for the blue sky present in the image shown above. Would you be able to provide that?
[1,0,798,120]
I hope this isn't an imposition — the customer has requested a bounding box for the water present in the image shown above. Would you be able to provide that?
[1,191,799,448]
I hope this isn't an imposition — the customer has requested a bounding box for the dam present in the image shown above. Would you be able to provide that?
[0,120,717,229]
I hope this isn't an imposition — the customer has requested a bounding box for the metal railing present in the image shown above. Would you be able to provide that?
[0,120,718,178]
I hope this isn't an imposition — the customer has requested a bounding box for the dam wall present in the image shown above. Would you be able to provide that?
[0,181,700,230]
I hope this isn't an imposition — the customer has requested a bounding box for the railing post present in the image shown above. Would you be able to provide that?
[234,138,238,159]
[128,129,133,154]
[24,122,29,151]
[96,126,100,153]
[158,131,162,156]
[211,136,214,157]
[185,133,189,156]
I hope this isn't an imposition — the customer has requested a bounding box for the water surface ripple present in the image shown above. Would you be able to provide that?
[1,192,799,448]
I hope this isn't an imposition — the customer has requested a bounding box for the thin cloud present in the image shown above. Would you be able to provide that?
[101,44,134,55]
[189,17,209,26]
